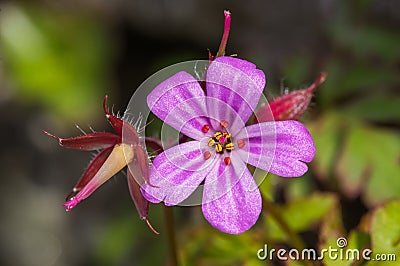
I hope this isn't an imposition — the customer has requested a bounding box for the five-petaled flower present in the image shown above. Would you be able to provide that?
[141,56,316,234]
[43,96,158,233]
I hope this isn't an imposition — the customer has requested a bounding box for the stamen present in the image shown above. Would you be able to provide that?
[202,124,210,133]
[223,132,231,139]
[237,139,245,148]
[208,138,216,147]
[225,143,234,151]
[224,157,231,165]
[204,151,211,160]
[215,143,223,153]
[214,132,223,140]
[220,120,229,128]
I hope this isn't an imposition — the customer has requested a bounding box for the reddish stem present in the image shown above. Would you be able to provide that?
[216,10,231,57]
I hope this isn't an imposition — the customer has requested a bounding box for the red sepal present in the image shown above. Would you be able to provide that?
[43,130,120,150]
[65,146,114,201]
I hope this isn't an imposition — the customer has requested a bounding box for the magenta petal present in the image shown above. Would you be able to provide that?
[147,71,210,140]
[206,57,266,126]
[202,157,261,234]
[141,141,217,205]
[236,121,315,177]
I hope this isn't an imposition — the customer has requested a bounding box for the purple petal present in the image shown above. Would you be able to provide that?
[147,71,210,140]
[205,97,246,137]
[206,57,266,128]
[141,141,217,205]
[236,120,315,177]
[202,156,261,234]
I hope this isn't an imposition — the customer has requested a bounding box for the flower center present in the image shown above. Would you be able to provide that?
[207,131,234,153]
[202,122,245,165]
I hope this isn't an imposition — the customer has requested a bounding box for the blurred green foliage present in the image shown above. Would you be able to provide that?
[2,1,399,266]
[0,4,110,122]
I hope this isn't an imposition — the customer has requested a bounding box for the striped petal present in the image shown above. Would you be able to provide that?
[202,156,261,234]
[236,120,315,177]
[206,56,265,134]
[141,141,217,206]
[147,71,210,141]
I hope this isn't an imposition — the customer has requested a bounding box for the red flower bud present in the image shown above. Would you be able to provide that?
[255,73,327,122]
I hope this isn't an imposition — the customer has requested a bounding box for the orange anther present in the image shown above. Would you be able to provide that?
[220,120,229,128]
[237,139,245,148]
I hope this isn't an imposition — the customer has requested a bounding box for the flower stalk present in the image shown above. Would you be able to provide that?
[164,206,179,266]
[216,10,231,58]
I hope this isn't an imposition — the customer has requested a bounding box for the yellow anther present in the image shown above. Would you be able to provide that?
[225,143,234,151]
[214,131,223,140]
[208,138,216,147]
[215,143,223,153]
[222,132,231,139]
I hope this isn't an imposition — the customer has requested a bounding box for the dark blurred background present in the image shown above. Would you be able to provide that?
[0,1,399,265]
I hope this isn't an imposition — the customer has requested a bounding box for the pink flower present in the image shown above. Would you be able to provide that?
[43,96,158,233]
[141,56,315,234]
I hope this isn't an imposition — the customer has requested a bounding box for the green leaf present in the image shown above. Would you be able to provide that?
[181,227,263,266]
[284,172,315,200]
[369,201,400,265]
[308,113,342,183]
[265,193,336,241]
[320,231,370,266]
[371,201,400,254]
[336,123,400,205]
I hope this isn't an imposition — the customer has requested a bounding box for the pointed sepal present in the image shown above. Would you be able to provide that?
[255,73,327,122]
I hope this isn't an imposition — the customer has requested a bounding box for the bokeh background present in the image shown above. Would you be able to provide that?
[0,1,399,265]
